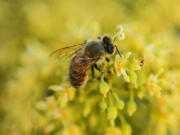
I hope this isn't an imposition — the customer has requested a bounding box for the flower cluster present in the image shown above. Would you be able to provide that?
[1,0,180,135]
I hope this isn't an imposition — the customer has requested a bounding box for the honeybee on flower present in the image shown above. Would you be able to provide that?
[50,25,126,88]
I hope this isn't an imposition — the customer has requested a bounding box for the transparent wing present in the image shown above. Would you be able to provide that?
[49,42,101,70]
[49,43,85,60]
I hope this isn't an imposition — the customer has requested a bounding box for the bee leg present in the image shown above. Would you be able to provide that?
[106,57,110,63]
[105,58,112,74]
[91,65,101,80]
[94,64,105,73]
[91,65,95,79]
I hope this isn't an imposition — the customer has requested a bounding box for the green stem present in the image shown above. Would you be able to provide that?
[130,90,134,102]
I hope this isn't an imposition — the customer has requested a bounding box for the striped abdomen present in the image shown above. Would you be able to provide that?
[69,55,92,87]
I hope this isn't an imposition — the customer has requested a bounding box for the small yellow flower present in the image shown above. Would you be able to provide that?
[83,103,91,117]
[115,54,130,82]
[100,80,110,97]
[62,125,81,135]
[116,99,124,110]
[107,106,118,121]
[127,70,137,85]
[147,74,161,97]
[137,88,145,99]
[49,85,75,107]
[65,88,75,101]
[127,100,137,116]
[131,59,141,70]
[99,100,107,110]
[36,101,47,110]
[105,127,121,135]
[115,54,123,76]
[121,123,132,135]
[58,94,68,107]
[44,124,55,134]
[59,109,68,120]
[45,96,56,110]
[48,85,63,91]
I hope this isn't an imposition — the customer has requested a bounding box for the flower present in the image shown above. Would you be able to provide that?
[116,99,125,110]
[107,106,118,122]
[127,100,137,116]
[62,125,81,135]
[49,84,75,107]
[115,52,131,80]
[99,100,108,110]
[105,127,122,135]
[115,54,123,76]
[147,74,161,97]
[100,79,110,97]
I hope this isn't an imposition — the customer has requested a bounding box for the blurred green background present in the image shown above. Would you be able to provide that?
[0,0,180,135]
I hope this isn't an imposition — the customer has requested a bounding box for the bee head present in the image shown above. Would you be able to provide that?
[103,36,114,54]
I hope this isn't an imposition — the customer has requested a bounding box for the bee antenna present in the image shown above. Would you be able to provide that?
[115,45,122,58]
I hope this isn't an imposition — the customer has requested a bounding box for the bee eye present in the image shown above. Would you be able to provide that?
[108,45,114,54]
[103,36,111,44]
[103,44,114,54]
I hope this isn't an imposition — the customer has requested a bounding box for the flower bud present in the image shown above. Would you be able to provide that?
[127,70,137,84]
[131,59,141,71]
[66,89,75,101]
[121,123,132,135]
[83,104,91,117]
[100,81,109,97]
[108,106,118,121]
[105,127,121,135]
[62,125,81,135]
[137,89,144,99]
[127,100,137,116]
[59,97,67,108]
[46,96,56,110]
[99,100,107,110]
[116,99,125,110]
[36,101,47,111]
[44,124,55,134]
[57,94,68,108]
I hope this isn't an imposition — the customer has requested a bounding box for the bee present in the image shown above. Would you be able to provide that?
[50,36,122,88]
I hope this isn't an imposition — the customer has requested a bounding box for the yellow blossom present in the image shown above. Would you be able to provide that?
[62,125,81,135]
[127,100,137,116]
[147,74,161,97]
[100,79,110,97]
[115,54,123,76]
[108,106,118,121]
[105,127,122,135]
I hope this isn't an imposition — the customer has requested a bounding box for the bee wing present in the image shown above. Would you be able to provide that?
[49,43,85,60]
